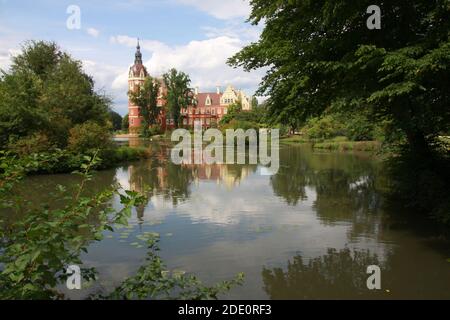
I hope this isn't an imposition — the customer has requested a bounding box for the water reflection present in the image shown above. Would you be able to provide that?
[262,248,386,299]
[6,141,450,299]
[263,243,450,300]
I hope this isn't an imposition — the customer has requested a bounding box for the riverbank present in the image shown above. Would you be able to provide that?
[281,135,382,152]
[1,146,152,177]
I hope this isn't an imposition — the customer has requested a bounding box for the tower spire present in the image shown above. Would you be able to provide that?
[135,38,142,65]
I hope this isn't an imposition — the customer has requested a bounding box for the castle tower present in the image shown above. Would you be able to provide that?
[128,39,148,134]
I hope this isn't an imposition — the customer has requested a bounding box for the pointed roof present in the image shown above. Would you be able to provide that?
[130,38,148,78]
[135,38,143,65]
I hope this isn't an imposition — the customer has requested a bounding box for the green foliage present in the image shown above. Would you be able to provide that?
[128,77,160,137]
[122,114,129,132]
[98,237,244,300]
[221,120,259,132]
[0,152,143,299]
[109,111,123,132]
[219,101,243,125]
[68,121,113,154]
[229,0,450,154]
[163,69,196,128]
[148,124,163,137]
[7,132,56,157]
[0,40,111,149]
[0,152,244,299]
[386,148,450,224]
[303,116,345,140]
[220,101,268,130]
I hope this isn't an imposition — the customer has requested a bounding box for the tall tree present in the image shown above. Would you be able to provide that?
[128,76,160,137]
[0,40,110,148]
[228,0,450,155]
[163,68,195,128]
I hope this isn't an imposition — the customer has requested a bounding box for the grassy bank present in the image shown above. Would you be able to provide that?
[313,141,382,152]
[1,146,152,177]
[281,135,382,152]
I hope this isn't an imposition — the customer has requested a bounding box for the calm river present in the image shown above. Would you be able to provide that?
[15,141,450,299]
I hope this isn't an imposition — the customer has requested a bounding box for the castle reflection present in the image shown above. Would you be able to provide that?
[126,142,258,221]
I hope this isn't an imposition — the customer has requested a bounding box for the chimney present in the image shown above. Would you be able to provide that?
[216,86,221,94]
[195,86,199,95]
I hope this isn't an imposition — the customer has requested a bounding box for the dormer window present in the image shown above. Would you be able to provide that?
[205,95,211,106]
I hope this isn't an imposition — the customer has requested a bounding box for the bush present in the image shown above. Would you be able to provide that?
[221,120,259,132]
[68,122,113,153]
[344,114,376,141]
[7,132,55,156]
[303,115,346,140]
[148,125,163,137]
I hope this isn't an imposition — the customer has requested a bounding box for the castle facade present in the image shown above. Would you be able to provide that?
[128,41,252,134]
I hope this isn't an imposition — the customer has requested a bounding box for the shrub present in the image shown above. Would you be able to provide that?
[148,125,163,137]
[7,132,55,156]
[303,115,346,140]
[68,122,113,153]
[221,120,259,132]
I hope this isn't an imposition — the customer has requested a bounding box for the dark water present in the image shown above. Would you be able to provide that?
[13,142,450,299]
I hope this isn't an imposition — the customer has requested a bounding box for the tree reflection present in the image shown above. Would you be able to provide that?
[262,248,386,299]
[271,146,386,238]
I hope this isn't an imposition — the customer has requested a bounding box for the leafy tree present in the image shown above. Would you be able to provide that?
[128,76,160,137]
[109,111,123,131]
[0,40,111,149]
[219,101,243,125]
[122,114,129,132]
[163,69,195,128]
[228,0,450,156]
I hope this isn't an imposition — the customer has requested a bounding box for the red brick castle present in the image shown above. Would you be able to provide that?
[128,40,252,134]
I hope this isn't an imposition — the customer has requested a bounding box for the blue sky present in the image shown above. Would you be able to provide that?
[0,0,264,115]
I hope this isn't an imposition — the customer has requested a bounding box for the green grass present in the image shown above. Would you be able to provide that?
[280,135,311,144]
[281,135,381,152]
[313,141,381,152]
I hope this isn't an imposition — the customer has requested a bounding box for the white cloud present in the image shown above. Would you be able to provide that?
[110,34,264,99]
[176,0,251,20]
[0,48,19,71]
[81,59,129,114]
[86,27,100,38]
